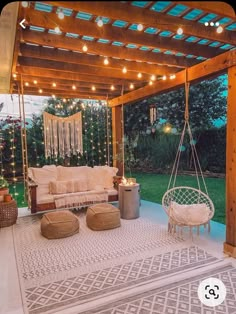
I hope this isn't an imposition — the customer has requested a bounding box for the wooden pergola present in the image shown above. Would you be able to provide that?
[1,1,236,256]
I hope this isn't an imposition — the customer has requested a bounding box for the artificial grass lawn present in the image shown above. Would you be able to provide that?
[10,173,226,224]
[132,172,226,225]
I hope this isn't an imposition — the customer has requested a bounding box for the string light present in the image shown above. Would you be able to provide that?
[58,9,64,20]
[150,75,156,81]
[52,82,56,87]
[54,26,61,34]
[25,82,29,86]
[210,22,214,26]
[92,86,96,91]
[162,75,167,80]
[217,26,223,33]
[52,94,55,98]
[149,81,153,85]
[82,44,88,52]
[137,72,142,78]
[39,89,43,93]
[111,85,115,90]
[33,80,37,84]
[97,17,103,27]
[129,83,134,89]
[177,27,183,35]
[72,85,76,90]
[104,57,109,65]
[12,73,17,78]
[122,67,127,74]
[21,1,29,7]
[170,74,176,79]
[137,23,143,31]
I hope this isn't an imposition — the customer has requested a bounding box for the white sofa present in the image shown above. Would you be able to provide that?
[28,165,119,213]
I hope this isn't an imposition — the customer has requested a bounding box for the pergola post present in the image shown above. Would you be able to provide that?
[112,106,123,175]
[224,65,236,258]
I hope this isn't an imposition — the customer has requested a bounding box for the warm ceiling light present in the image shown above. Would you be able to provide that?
[58,10,64,20]
[170,74,176,79]
[33,80,37,84]
[129,83,134,89]
[216,26,223,33]
[104,57,109,65]
[54,26,61,34]
[21,1,28,8]
[25,82,29,86]
[63,98,66,102]
[72,85,76,90]
[162,75,167,80]
[52,82,56,87]
[39,89,43,93]
[122,67,127,74]
[52,94,55,98]
[150,75,156,81]
[12,73,17,78]
[204,22,209,26]
[137,72,142,78]
[111,85,115,90]
[210,22,214,26]
[92,86,96,91]
[137,23,143,31]
[149,81,153,86]
[215,21,220,27]
[97,18,103,27]
[82,44,88,52]
[177,27,183,35]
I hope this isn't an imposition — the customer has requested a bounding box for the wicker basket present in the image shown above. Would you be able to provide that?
[0,199,18,228]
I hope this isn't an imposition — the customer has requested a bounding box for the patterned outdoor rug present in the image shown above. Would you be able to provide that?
[13,212,224,314]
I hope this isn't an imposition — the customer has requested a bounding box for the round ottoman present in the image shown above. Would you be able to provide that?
[86,203,120,231]
[41,210,80,239]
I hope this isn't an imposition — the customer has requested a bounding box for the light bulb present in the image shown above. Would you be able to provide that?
[177,27,183,35]
[104,57,109,65]
[33,80,37,84]
[137,23,143,31]
[149,81,153,85]
[129,83,134,89]
[215,22,220,26]
[216,26,223,33]
[97,18,103,27]
[25,82,29,86]
[58,10,64,20]
[170,74,176,79]
[151,75,156,81]
[72,85,76,90]
[210,22,214,26]
[52,82,56,87]
[137,72,142,78]
[12,73,17,78]
[21,1,28,8]
[39,89,43,93]
[82,44,88,52]
[205,22,209,26]
[111,85,115,90]
[54,26,61,34]
[122,67,127,74]
[92,86,96,91]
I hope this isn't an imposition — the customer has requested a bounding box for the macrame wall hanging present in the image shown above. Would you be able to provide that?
[43,111,83,159]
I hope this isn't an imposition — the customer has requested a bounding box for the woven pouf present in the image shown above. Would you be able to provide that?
[86,203,120,231]
[41,210,80,239]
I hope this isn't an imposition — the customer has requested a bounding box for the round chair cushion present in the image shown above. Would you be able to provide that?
[41,210,80,239]
[86,203,120,231]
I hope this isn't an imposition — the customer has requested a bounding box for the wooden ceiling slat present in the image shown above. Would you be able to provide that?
[21,30,197,68]
[45,1,236,45]
[16,66,134,85]
[19,43,176,76]
[18,56,152,81]
[24,7,222,59]
[109,49,236,107]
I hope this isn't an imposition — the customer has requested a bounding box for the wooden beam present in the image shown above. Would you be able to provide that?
[112,106,123,175]
[109,49,236,106]
[16,65,131,85]
[21,29,196,68]
[224,65,236,258]
[45,1,236,45]
[19,44,176,76]
[175,2,236,19]
[18,56,151,81]
[24,7,219,59]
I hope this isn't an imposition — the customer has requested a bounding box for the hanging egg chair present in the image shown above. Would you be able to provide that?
[162,71,215,236]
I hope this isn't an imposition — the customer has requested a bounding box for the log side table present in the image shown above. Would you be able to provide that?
[0,199,18,228]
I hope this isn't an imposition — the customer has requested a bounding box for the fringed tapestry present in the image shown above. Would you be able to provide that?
[43,112,83,159]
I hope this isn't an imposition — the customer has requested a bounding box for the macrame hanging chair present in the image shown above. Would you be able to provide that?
[162,71,215,236]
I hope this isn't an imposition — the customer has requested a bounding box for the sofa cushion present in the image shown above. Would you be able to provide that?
[30,165,57,185]
[88,166,118,190]
[57,166,91,181]
[50,178,88,194]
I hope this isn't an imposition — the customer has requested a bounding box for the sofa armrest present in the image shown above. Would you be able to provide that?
[28,178,38,213]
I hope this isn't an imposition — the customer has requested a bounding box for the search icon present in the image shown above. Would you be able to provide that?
[209,289,216,296]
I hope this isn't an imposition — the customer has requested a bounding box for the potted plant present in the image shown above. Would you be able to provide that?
[0,176,9,202]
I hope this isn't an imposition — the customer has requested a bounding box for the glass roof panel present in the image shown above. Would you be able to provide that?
[139,46,151,51]
[164,51,175,55]
[82,36,94,41]
[216,17,232,24]
[35,2,52,12]
[152,48,161,53]
[167,4,189,16]
[112,41,124,46]
[65,33,79,38]
[56,7,73,16]
[29,26,45,32]
[48,29,61,35]
[112,20,128,27]
[97,39,110,43]
[176,52,184,56]
[76,11,93,20]
[173,34,185,40]
[198,13,218,23]
[159,31,173,37]
[183,9,203,20]
[145,27,158,34]
[198,39,210,45]
[226,23,236,30]
[131,1,150,7]
[209,41,221,47]
[126,44,138,48]
[95,17,110,24]
[185,36,199,42]
[220,44,234,50]
[150,1,172,12]
[129,24,138,31]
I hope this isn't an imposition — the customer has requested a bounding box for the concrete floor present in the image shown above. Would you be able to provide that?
[0,200,235,314]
